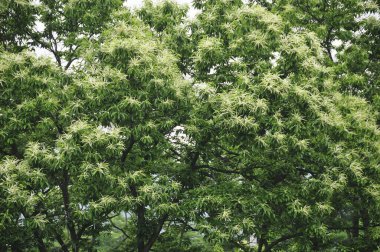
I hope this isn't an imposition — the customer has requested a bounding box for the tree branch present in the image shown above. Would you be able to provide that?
[195,164,242,175]
[54,231,69,252]
[110,218,130,238]
[121,136,135,164]
[144,214,169,252]
[265,232,303,251]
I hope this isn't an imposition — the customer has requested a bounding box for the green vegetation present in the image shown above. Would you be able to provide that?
[0,0,379,251]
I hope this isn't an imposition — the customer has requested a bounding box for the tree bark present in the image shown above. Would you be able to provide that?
[264,232,303,252]
[130,185,145,252]
[352,211,359,239]
[33,230,48,252]
[55,232,70,252]
[60,169,79,252]
[143,214,168,252]
[137,204,146,252]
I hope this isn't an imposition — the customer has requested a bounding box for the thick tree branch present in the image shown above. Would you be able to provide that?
[121,136,135,164]
[265,232,303,251]
[144,214,169,252]
[195,164,242,175]
[54,231,69,252]
[110,218,130,238]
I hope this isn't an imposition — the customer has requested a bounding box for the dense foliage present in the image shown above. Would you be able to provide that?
[0,0,379,251]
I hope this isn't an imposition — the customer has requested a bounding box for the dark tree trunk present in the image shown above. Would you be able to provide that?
[130,185,145,252]
[137,204,145,252]
[352,211,359,239]
[143,214,168,252]
[360,209,370,252]
[33,230,48,252]
[60,169,79,252]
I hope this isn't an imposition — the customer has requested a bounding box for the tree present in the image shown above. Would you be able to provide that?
[145,0,379,250]
[0,0,37,52]
[269,0,380,121]
[0,7,194,252]
[79,13,193,251]
[0,0,379,251]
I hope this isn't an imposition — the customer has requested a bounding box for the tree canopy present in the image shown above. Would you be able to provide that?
[0,0,379,251]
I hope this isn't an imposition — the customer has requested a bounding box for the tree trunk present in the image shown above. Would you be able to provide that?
[130,185,145,252]
[360,208,370,252]
[60,169,79,252]
[352,211,359,239]
[33,230,48,252]
[137,204,145,252]
[143,214,168,252]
